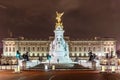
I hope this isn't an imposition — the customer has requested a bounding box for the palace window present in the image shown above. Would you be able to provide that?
[47,47,49,51]
[18,47,21,51]
[84,53,86,57]
[79,53,81,56]
[37,47,39,51]
[5,47,8,52]
[42,53,44,56]
[79,47,81,51]
[88,47,91,51]
[107,48,110,52]
[75,47,77,51]
[28,47,30,52]
[23,47,25,51]
[9,47,11,52]
[70,47,72,51]
[111,48,113,51]
[37,53,39,56]
[13,47,15,52]
[104,47,106,52]
[33,47,35,51]
[84,47,86,51]
[32,53,35,56]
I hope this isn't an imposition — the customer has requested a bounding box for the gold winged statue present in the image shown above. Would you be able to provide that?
[55,11,64,28]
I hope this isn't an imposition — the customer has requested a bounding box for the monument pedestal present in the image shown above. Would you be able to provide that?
[48,12,72,64]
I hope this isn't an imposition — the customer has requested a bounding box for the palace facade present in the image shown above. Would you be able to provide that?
[2,36,116,61]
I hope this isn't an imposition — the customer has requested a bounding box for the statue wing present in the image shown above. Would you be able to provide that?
[56,11,59,16]
[61,12,64,16]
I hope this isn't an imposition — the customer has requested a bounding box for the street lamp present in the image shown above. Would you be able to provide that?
[15,50,21,73]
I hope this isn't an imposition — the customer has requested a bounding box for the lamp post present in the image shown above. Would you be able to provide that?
[47,54,51,65]
[15,50,21,73]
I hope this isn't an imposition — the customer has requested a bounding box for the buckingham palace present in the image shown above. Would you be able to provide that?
[2,36,116,61]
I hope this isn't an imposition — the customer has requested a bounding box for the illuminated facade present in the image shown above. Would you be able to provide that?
[2,37,116,59]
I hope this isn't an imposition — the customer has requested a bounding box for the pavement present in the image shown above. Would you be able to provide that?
[0,70,120,80]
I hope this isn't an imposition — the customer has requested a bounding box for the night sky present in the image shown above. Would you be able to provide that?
[0,0,120,42]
